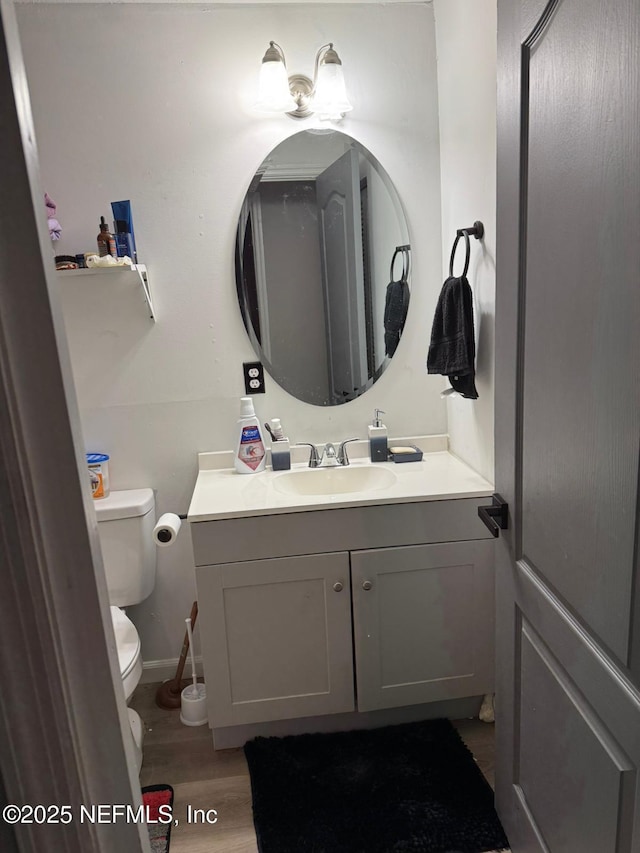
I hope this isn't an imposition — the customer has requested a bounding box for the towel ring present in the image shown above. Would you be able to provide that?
[390,245,411,282]
[390,248,403,281]
[449,231,470,278]
[402,247,411,283]
[449,221,484,278]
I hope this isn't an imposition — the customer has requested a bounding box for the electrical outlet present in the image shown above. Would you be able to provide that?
[243,361,265,394]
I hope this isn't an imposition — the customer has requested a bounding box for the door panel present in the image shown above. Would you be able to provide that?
[517,620,633,853]
[496,0,640,848]
[521,0,640,662]
[224,577,330,702]
[351,541,494,712]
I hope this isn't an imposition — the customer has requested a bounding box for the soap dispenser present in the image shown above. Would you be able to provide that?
[368,409,388,462]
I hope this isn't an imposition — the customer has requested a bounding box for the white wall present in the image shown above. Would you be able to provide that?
[433,0,497,482]
[17,2,444,665]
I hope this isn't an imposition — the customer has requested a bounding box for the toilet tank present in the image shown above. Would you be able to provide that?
[94,488,156,607]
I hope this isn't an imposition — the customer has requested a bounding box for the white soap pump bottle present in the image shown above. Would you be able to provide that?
[234,397,266,474]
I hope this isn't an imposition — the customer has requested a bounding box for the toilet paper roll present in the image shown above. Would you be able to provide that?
[153,513,182,547]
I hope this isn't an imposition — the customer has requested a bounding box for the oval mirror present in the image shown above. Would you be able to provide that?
[235,130,410,406]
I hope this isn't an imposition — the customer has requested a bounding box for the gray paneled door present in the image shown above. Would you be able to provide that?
[317,149,367,402]
[495,0,640,850]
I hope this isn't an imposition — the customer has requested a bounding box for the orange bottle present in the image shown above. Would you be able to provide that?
[97,216,116,257]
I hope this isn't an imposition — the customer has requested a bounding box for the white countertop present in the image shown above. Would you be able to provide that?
[188,437,494,522]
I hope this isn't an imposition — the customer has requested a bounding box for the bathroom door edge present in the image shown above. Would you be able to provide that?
[0,3,150,851]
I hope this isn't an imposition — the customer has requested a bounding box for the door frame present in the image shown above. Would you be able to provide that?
[0,2,148,850]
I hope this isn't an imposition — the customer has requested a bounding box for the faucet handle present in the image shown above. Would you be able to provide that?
[296,442,321,468]
[337,438,360,466]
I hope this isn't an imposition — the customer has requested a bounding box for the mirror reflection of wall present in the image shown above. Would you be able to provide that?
[236,130,410,406]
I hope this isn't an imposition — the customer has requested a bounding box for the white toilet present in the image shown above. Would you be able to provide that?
[94,488,156,773]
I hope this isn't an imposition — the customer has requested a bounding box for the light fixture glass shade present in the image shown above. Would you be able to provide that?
[313,62,353,120]
[255,57,297,113]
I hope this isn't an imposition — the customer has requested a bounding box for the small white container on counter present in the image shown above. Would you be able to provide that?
[86,453,110,499]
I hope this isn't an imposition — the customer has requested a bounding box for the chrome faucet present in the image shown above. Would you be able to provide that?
[297,439,359,468]
[323,443,339,465]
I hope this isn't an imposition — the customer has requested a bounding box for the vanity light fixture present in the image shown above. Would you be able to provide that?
[255,41,353,121]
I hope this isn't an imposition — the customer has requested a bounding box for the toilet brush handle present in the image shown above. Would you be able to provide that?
[174,601,198,684]
[185,617,198,687]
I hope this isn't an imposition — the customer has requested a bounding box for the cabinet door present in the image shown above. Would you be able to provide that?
[196,552,354,727]
[352,540,494,712]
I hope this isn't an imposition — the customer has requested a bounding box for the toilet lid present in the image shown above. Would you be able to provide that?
[110,606,141,680]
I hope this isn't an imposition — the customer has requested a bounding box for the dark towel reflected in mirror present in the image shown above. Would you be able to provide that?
[384,245,411,357]
[235,130,410,406]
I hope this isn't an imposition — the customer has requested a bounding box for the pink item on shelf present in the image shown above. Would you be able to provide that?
[45,192,62,240]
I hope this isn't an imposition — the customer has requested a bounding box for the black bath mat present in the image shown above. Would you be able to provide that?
[244,718,508,853]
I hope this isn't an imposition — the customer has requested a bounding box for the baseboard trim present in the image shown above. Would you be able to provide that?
[212,696,484,749]
[140,656,204,684]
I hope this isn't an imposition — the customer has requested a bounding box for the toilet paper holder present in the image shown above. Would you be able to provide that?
[153,512,187,547]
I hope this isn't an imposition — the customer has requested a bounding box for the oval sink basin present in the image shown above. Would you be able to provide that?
[274,465,397,497]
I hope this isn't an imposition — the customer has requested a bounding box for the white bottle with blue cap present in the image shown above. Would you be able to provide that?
[86,452,110,498]
[234,398,266,474]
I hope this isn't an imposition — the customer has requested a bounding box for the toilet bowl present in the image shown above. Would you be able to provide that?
[110,605,145,772]
[111,606,143,701]
[95,489,156,774]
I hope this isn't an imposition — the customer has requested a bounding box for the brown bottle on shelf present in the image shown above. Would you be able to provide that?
[97,216,116,257]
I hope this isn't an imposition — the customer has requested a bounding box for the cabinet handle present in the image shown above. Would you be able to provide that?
[362,581,373,591]
[333,582,343,592]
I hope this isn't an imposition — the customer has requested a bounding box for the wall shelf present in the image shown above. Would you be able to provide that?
[56,263,155,320]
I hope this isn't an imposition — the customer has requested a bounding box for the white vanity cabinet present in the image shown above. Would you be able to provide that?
[351,540,494,712]
[191,496,495,737]
[195,552,355,727]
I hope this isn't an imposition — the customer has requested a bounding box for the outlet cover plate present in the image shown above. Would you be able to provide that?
[243,361,265,394]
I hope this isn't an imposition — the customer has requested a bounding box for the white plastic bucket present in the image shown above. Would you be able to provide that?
[180,683,207,727]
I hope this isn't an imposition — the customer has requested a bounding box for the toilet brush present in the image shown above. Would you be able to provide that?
[179,617,207,726]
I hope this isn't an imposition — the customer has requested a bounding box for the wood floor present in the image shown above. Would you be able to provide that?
[131,683,499,853]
